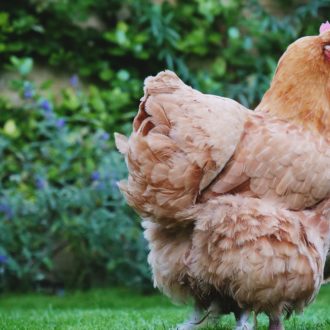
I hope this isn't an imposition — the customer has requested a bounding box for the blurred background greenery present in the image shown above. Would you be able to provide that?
[0,0,329,293]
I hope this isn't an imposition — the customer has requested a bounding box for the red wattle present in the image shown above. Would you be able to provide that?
[325,49,330,61]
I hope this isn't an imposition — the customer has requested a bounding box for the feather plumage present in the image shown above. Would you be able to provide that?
[116,31,330,329]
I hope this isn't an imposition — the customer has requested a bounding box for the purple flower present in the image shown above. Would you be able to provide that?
[35,177,47,190]
[70,75,79,88]
[100,132,109,141]
[24,89,33,99]
[0,255,8,264]
[91,171,101,181]
[40,99,53,113]
[0,203,13,219]
[56,118,66,128]
[23,86,33,99]
[23,82,33,99]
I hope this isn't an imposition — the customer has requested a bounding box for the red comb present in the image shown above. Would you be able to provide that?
[320,21,330,34]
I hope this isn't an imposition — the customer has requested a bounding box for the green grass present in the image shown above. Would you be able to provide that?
[0,285,329,329]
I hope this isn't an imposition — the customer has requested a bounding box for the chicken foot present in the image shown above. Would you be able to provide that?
[176,301,252,330]
[235,310,253,330]
[269,316,284,330]
[175,301,220,330]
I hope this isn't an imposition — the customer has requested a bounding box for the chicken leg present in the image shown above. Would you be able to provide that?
[235,310,253,330]
[176,301,252,330]
[176,301,220,330]
[269,316,284,330]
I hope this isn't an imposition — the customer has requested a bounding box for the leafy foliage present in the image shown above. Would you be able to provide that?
[0,1,328,108]
[0,59,149,291]
[0,0,329,291]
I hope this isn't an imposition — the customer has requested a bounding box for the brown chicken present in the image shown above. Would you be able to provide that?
[116,27,330,330]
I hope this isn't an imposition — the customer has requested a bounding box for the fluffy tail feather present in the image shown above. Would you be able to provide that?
[115,70,247,225]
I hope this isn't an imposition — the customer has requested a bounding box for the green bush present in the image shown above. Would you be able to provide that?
[0,0,329,291]
[1,1,328,109]
[0,59,149,291]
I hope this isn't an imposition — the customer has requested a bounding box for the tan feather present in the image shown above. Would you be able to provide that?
[114,133,128,155]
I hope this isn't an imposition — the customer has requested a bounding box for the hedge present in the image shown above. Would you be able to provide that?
[0,0,328,291]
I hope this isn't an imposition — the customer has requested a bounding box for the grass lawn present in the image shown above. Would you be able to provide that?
[0,284,329,330]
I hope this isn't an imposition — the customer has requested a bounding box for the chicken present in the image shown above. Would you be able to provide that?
[116,26,330,330]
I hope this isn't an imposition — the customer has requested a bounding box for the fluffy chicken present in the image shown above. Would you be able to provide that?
[116,26,330,330]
